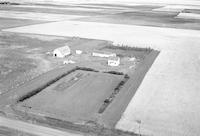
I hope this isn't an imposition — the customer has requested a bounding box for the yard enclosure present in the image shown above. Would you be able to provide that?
[18,70,124,124]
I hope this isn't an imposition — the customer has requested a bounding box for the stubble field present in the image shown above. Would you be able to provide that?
[1,2,200,136]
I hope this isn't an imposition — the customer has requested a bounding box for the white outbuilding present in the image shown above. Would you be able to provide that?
[75,50,82,55]
[92,50,116,58]
[53,46,71,58]
[108,57,120,66]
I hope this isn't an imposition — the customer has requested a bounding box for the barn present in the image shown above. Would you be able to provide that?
[53,46,71,58]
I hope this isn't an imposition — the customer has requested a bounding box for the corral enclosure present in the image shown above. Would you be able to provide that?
[17,69,124,124]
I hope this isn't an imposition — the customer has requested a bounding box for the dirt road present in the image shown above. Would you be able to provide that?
[0,116,82,136]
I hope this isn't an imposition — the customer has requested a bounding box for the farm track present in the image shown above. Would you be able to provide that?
[0,116,82,136]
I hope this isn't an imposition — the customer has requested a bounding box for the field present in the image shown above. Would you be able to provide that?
[0,18,44,30]
[17,70,124,124]
[1,2,200,136]
[0,9,154,135]
[4,9,200,136]
[10,44,154,128]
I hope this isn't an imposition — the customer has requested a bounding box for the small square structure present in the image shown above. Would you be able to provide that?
[108,57,120,66]
[53,45,71,58]
[75,50,82,55]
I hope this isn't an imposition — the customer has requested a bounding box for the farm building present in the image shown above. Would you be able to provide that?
[108,57,120,66]
[53,45,71,58]
[92,50,116,58]
[75,50,82,55]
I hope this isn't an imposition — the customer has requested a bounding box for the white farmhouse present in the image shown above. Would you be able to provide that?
[92,50,116,58]
[53,46,71,58]
[108,57,120,66]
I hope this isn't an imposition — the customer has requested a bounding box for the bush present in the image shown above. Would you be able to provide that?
[105,71,124,75]
[124,74,130,79]
[98,74,130,114]
[104,99,110,103]
[17,68,77,103]
[76,67,98,72]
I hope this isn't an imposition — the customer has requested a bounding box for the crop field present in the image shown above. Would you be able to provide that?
[76,6,200,30]
[1,2,200,136]
[4,12,200,136]
[0,18,44,30]
[17,70,124,124]
[0,10,86,21]
[0,4,121,16]
[177,12,200,20]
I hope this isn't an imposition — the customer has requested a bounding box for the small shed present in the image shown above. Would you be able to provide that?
[75,50,82,55]
[53,46,71,58]
[108,57,120,66]
[92,50,116,58]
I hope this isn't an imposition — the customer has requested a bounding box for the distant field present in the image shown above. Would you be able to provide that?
[184,9,200,14]
[77,11,200,30]
[1,4,200,30]
[0,10,86,21]
[0,5,114,16]
[0,18,43,30]
[17,70,124,124]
